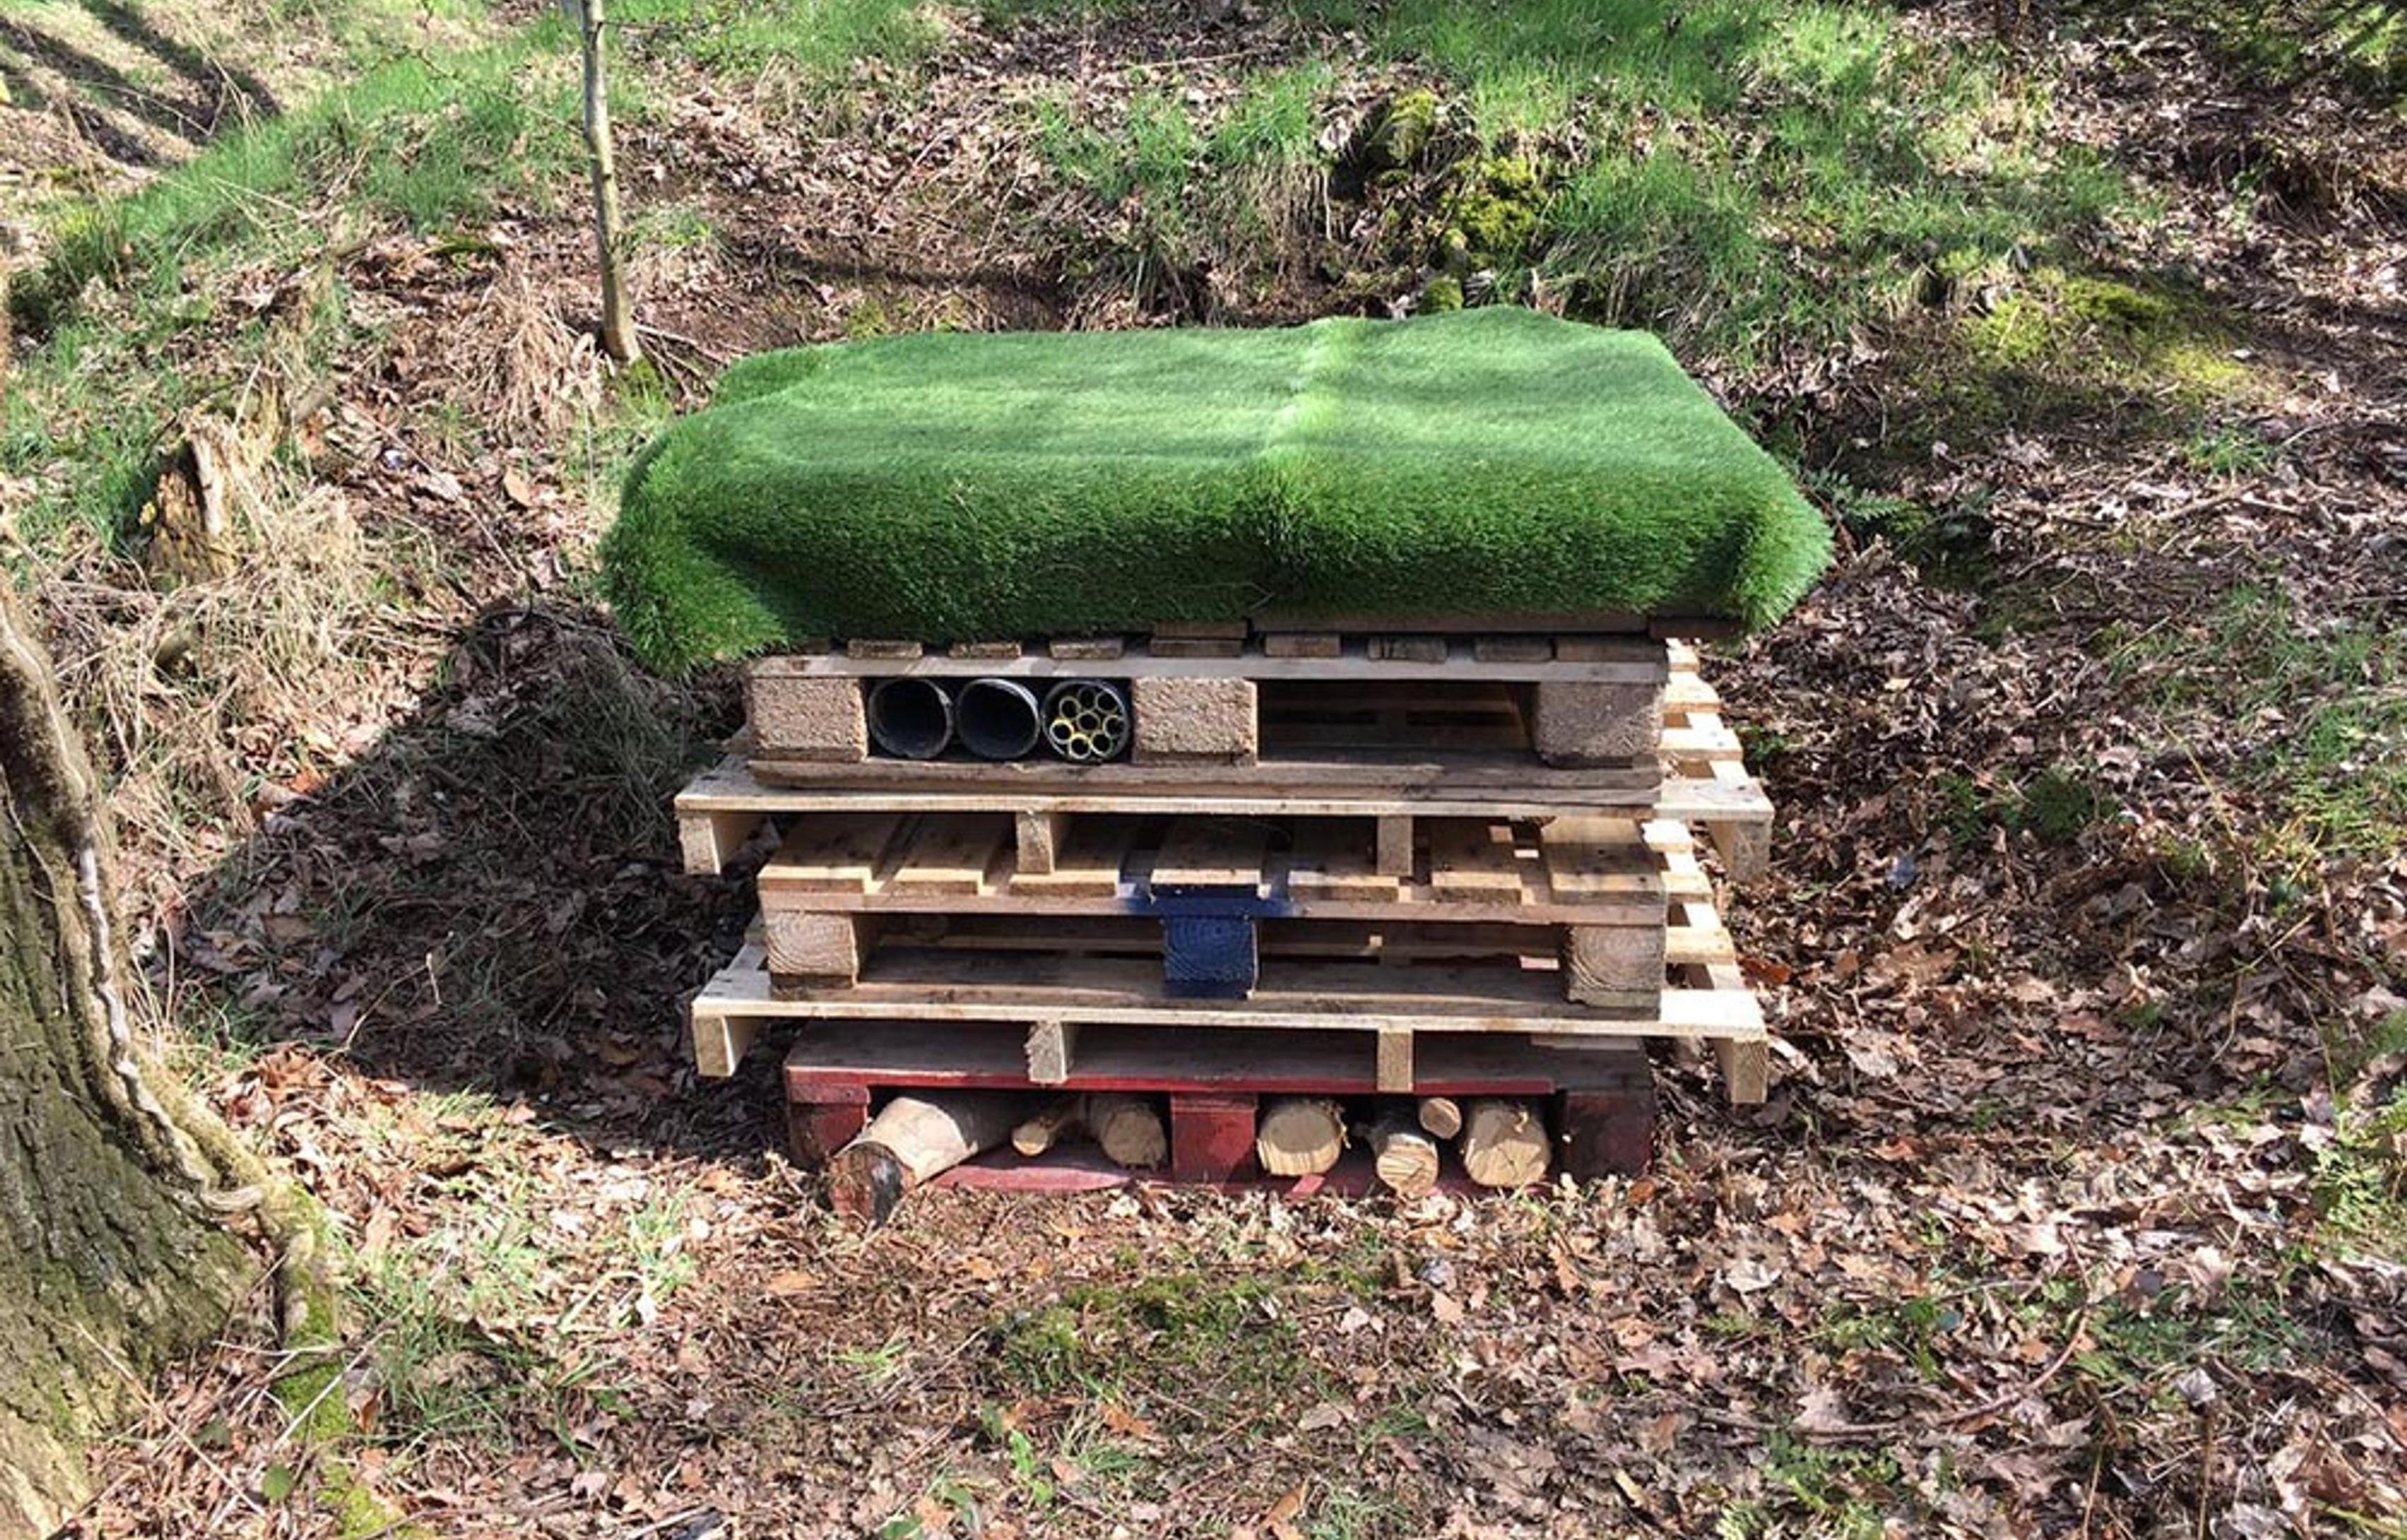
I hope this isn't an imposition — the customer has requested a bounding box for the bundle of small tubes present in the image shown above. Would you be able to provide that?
[866,677,1133,763]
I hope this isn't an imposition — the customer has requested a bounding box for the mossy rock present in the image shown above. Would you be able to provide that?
[1450,156,1547,267]
[1419,274,1465,312]
[1353,88,1440,173]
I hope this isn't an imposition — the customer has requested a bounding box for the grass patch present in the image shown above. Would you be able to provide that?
[2105,585,2407,867]
[2316,1011,2407,1263]
[987,1271,1330,1435]
[615,0,939,85]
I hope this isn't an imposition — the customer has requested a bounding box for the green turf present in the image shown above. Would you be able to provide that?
[599,308,1830,671]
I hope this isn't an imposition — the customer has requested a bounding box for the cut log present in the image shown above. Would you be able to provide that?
[829,1092,1022,1223]
[1460,1098,1551,1188]
[1086,1092,1167,1169]
[1256,1096,1346,1177]
[1416,1096,1464,1140]
[1365,1112,1441,1198]
[1012,1095,1084,1158]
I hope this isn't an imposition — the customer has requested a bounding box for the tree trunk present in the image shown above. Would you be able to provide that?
[575,0,640,364]
[0,586,251,1538]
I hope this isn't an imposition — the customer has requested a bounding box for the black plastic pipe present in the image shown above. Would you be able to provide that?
[955,678,1044,760]
[866,678,954,759]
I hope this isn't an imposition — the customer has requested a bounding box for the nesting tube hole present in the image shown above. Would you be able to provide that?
[867,678,954,759]
[955,678,1044,760]
[1041,679,1131,763]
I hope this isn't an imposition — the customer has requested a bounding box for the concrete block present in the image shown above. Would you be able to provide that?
[1131,677,1257,765]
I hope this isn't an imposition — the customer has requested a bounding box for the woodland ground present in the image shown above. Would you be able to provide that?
[3,0,2406,1535]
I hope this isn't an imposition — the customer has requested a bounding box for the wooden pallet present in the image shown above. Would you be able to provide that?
[693,828,1765,1102]
[747,635,1668,772]
[754,811,1670,1007]
[676,753,1774,882]
[780,1024,1656,1184]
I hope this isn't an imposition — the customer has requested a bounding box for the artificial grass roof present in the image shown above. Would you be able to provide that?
[601,308,1830,671]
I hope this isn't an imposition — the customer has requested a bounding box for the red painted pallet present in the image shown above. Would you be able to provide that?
[780,1022,1655,1185]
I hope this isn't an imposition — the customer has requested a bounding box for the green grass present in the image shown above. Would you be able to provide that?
[614,0,938,83]
[1007,0,2147,363]
[2106,585,2407,865]
[602,309,1831,664]
[2316,1011,2407,1263]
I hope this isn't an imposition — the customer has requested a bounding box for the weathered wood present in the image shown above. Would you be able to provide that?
[1375,814,1415,878]
[1015,809,1066,875]
[845,639,924,659]
[828,1092,1022,1222]
[948,640,1024,659]
[1261,632,1341,659]
[692,1012,763,1079]
[1369,635,1450,664]
[1012,1096,1084,1157]
[1025,1020,1079,1085]
[1416,1096,1463,1139]
[1087,1092,1167,1169]
[1375,1026,1414,1094]
[1563,923,1667,1005]
[1049,635,1126,660]
[1717,1036,1770,1106]
[763,910,870,985]
[704,939,1767,1039]
[1255,1096,1346,1177]
[1364,1112,1441,1198]
[1460,1099,1551,1188]
[1473,636,1554,663]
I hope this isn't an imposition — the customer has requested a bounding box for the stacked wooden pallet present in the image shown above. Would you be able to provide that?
[675,623,1776,1207]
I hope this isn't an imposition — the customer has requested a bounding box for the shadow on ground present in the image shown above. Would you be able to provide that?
[156,602,785,1165]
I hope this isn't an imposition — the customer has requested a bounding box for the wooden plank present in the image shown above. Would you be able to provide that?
[692,1012,761,1079]
[749,639,1663,683]
[1716,1036,1770,1105]
[1376,1026,1414,1094]
[886,814,1010,896]
[845,639,923,659]
[1375,815,1415,878]
[1426,821,1525,906]
[703,942,1760,1038]
[783,1021,1647,1098]
[1148,622,1246,661]
[1151,817,1273,892]
[1008,818,1139,898]
[1706,758,1772,880]
[1538,818,1663,905]
[688,752,1756,823]
[757,814,911,895]
[1015,809,1066,876]
[1369,636,1450,664]
[752,748,1656,797]
[1025,1020,1078,1085]
[1261,632,1341,659]
[1257,610,1653,636]
[948,640,1024,659]
[1473,636,1553,663]
[1287,821,1399,903]
[1049,636,1126,661]
[679,806,766,876]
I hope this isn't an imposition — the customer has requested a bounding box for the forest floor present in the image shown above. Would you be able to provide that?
[5,0,2407,1535]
